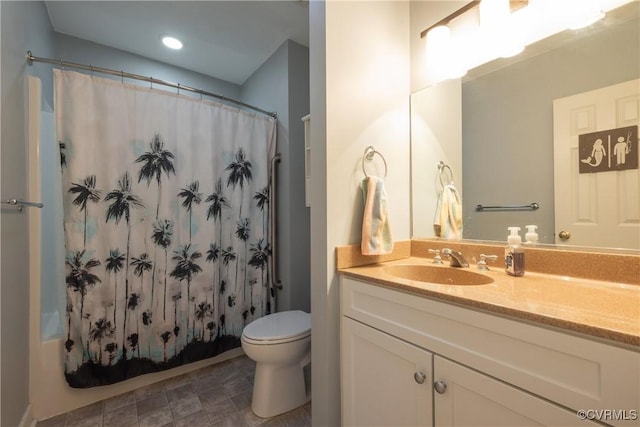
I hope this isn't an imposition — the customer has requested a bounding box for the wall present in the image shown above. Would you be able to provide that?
[462,11,640,242]
[53,33,241,102]
[1,1,55,425]
[309,1,411,425]
[241,39,311,313]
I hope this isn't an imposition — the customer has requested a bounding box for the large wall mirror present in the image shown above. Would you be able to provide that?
[411,0,639,251]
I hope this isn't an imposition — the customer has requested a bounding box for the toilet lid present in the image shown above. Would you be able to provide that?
[242,310,311,342]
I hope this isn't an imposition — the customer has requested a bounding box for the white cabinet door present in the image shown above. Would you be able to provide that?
[342,317,433,427]
[434,356,601,427]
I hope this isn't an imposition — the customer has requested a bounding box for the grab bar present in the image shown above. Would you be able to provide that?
[475,202,539,212]
[269,153,283,292]
[2,198,44,212]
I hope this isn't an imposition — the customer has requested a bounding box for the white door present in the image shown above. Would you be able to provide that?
[341,317,433,427]
[553,79,640,249]
[433,356,601,427]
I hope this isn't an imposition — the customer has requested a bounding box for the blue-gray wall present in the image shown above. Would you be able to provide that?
[242,40,311,313]
[52,33,242,102]
[1,2,55,425]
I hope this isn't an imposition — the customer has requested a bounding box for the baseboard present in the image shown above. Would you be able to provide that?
[18,404,35,427]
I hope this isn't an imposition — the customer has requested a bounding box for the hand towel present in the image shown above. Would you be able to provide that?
[434,184,463,240]
[361,176,393,255]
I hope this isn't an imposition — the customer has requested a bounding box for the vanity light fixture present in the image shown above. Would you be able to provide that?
[565,0,606,29]
[531,0,605,30]
[422,1,480,83]
[479,0,525,58]
[421,0,522,82]
[162,36,183,50]
[421,0,617,83]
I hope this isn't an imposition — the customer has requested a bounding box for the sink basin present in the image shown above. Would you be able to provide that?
[382,264,494,286]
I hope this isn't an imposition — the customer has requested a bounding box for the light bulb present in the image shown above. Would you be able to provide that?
[480,0,510,28]
[162,36,183,50]
[426,25,452,82]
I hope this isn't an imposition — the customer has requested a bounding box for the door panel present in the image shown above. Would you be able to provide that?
[553,79,640,249]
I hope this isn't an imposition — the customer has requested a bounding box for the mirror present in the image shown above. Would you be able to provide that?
[411,1,640,250]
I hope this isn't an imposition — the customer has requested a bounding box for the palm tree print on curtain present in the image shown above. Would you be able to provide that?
[55,69,277,388]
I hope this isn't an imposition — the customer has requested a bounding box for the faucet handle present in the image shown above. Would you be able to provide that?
[428,249,443,264]
[478,254,498,271]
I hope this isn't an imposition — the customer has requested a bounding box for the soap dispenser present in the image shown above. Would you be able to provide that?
[505,227,525,277]
[525,225,538,244]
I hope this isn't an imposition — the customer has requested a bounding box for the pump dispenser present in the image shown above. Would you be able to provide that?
[505,227,525,276]
[525,225,538,244]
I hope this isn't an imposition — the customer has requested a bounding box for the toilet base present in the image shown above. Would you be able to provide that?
[251,361,310,418]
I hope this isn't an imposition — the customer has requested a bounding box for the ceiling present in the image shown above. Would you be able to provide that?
[44,1,310,85]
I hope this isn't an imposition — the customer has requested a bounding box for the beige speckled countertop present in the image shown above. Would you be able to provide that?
[339,254,640,348]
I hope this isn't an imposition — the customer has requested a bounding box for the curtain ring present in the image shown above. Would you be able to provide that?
[177,83,180,95]
[121,70,124,84]
[150,77,153,90]
[200,89,203,101]
[362,146,388,178]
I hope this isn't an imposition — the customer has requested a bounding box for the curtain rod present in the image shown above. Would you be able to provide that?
[26,51,277,119]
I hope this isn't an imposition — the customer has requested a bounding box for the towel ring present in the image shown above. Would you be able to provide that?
[437,161,454,188]
[362,146,388,178]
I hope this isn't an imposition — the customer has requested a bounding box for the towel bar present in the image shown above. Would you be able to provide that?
[2,198,44,212]
[475,202,539,212]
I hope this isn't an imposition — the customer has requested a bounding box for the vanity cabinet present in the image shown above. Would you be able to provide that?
[342,317,433,426]
[340,277,639,427]
[433,356,599,426]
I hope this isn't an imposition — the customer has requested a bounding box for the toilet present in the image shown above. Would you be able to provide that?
[241,310,311,418]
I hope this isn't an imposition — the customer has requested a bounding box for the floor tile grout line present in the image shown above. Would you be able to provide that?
[41,355,310,427]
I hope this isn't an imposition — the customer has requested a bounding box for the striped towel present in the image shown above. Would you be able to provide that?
[361,176,393,255]
[434,184,463,239]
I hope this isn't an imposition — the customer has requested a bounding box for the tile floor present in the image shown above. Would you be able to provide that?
[36,355,311,427]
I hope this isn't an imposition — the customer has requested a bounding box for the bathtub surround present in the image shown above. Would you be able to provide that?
[1,2,56,426]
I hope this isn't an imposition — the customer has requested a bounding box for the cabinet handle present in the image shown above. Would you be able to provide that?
[434,380,447,394]
[414,372,426,384]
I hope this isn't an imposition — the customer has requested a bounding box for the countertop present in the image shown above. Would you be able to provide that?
[339,256,640,348]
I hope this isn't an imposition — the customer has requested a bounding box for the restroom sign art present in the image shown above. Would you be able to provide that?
[579,125,638,174]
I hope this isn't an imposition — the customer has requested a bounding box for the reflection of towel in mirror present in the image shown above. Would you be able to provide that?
[361,176,393,255]
[434,184,463,239]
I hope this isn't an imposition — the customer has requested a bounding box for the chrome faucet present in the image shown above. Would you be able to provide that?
[441,248,469,268]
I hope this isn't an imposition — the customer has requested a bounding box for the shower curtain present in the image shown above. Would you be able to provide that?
[55,69,277,388]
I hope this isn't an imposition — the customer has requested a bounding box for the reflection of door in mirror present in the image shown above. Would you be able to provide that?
[553,79,640,250]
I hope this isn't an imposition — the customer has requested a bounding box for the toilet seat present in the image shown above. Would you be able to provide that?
[242,310,311,344]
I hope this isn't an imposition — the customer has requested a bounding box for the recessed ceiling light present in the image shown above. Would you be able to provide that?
[162,36,183,50]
